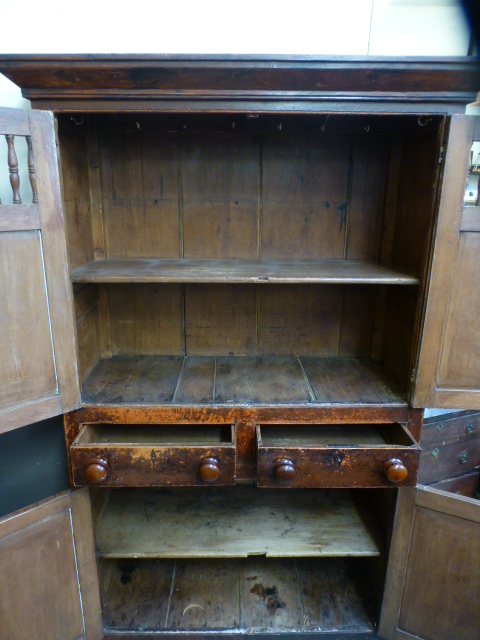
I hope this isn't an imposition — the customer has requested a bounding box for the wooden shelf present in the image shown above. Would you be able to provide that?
[102,557,375,635]
[96,487,382,559]
[72,258,419,285]
[81,355,407,407]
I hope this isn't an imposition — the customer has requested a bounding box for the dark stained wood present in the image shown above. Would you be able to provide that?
[81,355,184,404]
[102,557,376,636]
[418,434,480,484]
[256,424,419,488]
[339,286,377,357]
[296,558,373,632]
[174,356,215,403]
[72,257,419,284]
[300,357,406,405]
[96,487,381,559]
[421,410,480,446]
[74,285,101,384]
[79,355,411,407]
[215,356,312,404]
[71,424,236,487]
[102,560,175,631]
[429,468,480,498]
[1,56,478,112]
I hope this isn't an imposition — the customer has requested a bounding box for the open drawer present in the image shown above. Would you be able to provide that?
[70,424,235,487]
[256,423,420,488]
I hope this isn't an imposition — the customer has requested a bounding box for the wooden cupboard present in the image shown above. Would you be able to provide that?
[0,56,479,640]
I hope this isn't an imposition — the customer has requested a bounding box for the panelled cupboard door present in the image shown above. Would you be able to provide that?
[0,107,79,434]
[0,489,102,640]
[378,485,480,640]
[412,115,480,409]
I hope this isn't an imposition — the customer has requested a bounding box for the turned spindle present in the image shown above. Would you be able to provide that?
[26,136,38,203]
[6,135,21,204]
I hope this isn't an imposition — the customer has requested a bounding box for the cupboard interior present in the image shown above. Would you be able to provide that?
[59,113,444,406]
[93,486,395,635]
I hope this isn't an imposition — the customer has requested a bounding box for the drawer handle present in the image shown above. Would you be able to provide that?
[466,422,475,435]
[198,457,221,483]
[85,458,108,484]
[459,451,468,464]
[384,458,408,484]
[274,459,297,485]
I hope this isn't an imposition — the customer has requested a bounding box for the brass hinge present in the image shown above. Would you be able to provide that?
[438,146,444,164]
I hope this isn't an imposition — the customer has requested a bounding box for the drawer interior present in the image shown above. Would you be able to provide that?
[258,423,417,447]
[74,423,234,446]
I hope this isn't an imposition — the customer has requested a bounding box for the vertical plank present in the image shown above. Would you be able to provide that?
[185,284,256,355]
[262,133,350,259]
[168,559,240,630]
[346,135,389,260]
[58,128,94,270]
[239,557,304,630]
[100,129,180,258]
[74,285,101,384]
[28,109,80,412]
[258,285,343,355]
[108,284,183,355]
[182,133,259,259]
[86,125,106,260]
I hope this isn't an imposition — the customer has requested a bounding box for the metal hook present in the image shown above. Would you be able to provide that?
[418,116,433,127]
[364,125,371,133]
[70,116,84,126]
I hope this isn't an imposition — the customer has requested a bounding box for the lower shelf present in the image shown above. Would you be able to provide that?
[102,557,376,636]
[81,354,406,406]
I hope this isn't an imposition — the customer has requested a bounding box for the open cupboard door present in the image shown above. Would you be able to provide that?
[0,489,102,640]
[378,485,480,640]
[0,106,79,434]
[412,115,480,409]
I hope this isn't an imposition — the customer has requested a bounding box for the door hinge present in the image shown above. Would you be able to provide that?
[438,146,444,164]
[410,368,417,384]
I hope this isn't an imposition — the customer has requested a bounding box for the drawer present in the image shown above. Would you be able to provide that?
[256,424,420,488]
[422,411,480,446]
[418,434,480,484]
[71,424,235,487]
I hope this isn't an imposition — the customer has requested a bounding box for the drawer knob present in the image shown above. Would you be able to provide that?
[85,458,108,484]
[274,459,297,484]
[198,457,221,483]
[384,458,408,483]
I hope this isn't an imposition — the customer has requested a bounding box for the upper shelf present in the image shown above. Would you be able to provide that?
[71,258,419,285]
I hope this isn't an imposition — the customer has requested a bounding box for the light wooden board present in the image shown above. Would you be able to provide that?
[71,257,419,284]
[96,487,382,558]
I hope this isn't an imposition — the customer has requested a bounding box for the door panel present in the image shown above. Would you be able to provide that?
[0,489,102,640]
[379,485,480,640]
[0,106,79,433]
[413,116,480,408]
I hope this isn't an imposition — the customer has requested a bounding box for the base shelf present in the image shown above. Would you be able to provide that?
[81,355,407,407]
[102,557,376,636]
[96,487,382,559]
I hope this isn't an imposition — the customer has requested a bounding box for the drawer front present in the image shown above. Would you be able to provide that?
[256,424,420,488]
[418,434,480,484]
[422,411,480,446]
[71,424,235,487]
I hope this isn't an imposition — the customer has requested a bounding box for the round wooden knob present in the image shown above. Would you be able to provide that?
[85,458,108,484]
[274,459,297,484]
[198,457,220,483]
[384,458,408,483]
